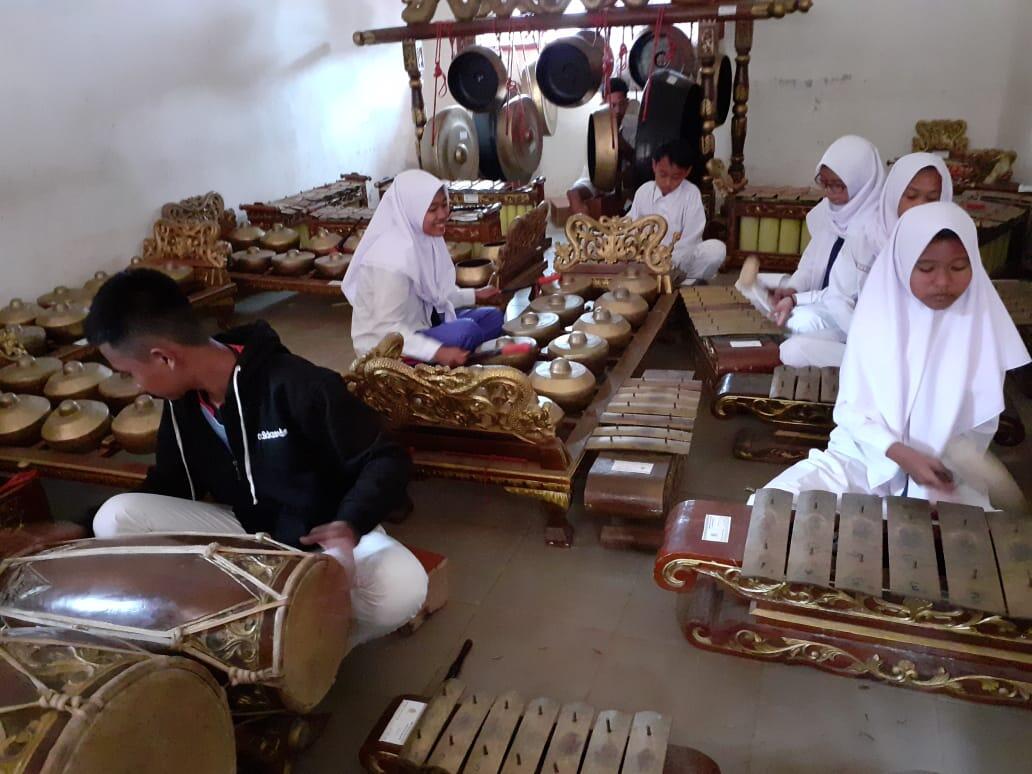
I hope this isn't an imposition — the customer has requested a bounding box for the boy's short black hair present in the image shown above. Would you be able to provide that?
[85,268,208,353]
[608,77,630,95]
[652,140,697,171]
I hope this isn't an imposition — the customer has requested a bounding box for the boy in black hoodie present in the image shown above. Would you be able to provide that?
[85,269,427,646]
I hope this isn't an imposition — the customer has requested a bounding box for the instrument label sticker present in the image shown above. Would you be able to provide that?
[718,4,737,16]
[458,129,468,141]
[729,340,763,348]
[703,513,732,543]
[611,459,654,475]
[462,193,479,204]
[378,699,427,745]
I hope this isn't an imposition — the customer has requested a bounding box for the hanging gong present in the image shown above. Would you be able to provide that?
[476,96,544,183]
[628,25,696,90]
[714,54,733,126]
[588,107,620,192]
[536,31,608,108]
[448,45,508,113]
[420,106,481,180]
[520,60,559,136]
[634,68,704,191]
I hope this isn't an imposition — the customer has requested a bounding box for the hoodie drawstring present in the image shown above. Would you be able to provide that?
[232,365,259,505]
[168,403,196,501]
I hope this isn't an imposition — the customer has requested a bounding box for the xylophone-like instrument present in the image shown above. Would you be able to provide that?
[656,490,1032,708]
[360,679,720,774]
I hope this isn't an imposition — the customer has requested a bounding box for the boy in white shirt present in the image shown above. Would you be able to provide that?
[628,140,725,284]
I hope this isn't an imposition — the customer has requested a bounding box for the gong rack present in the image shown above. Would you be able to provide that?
[354,1,814,201]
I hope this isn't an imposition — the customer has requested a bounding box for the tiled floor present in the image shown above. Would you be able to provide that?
[42,284,1032,774]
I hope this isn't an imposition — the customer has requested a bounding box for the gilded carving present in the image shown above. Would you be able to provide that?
[160,191,236,234]
[661,558,1032,645]
[447,0,483,20]
[140,218,230,269]
[0,329,27,363]
[196,613,263,671]
[712,395,834,427]
[402,0,440,23]
[345,333,558,444]
[689,625,1032,706]
[912,120,969,154]
[554,214,673,276]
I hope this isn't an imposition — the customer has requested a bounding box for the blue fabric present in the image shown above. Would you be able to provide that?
[820,236,846,290]
[421,307,504,351]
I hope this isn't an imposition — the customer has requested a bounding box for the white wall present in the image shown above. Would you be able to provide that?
[420,0,1029,195]
[0,0,415,302]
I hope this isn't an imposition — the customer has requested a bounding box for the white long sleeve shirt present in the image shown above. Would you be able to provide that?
[628,180,706,272]
[349,265,476,362]
[781,229,846,307]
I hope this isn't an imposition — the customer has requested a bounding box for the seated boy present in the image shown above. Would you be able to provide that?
[85,269,428,647]
[629,140,726,284]
[567,77,638,218]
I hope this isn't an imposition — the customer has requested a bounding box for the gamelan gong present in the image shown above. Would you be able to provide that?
[420,106,480,180]
[714,53,733,126]
[588,106,621,192]
[628,25,697,90]
[536,31,608,108]
[474,96,544,183]
[634,68,703,190]
[448,45,508,113]
[519,60,559,136]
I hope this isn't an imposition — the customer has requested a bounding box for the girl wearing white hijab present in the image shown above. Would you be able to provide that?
[779,152,952,367]
[761,202,1029,510]
[344,170,503,366]
[764,135,885,334]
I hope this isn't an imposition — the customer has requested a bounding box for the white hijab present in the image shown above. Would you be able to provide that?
[342,169,458,322]
[806,135,886,240]
[850,152,953,269]
[834,202,1030,481]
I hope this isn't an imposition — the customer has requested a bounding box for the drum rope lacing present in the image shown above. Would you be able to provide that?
[0,647,91,717]
[0,535,311,682]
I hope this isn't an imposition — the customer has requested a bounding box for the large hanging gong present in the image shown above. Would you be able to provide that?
[520,60,559,136]
[420,106,480,180]
[633,68,703,190]
[628,26,696,90]
[587,107,620,192]
[714,54,733,126]
[475,96,544,183]
[448,45,508,113]
[536,31,608,108]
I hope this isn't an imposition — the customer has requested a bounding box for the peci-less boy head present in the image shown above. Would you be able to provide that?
[85,269,209,400]
[651,140,696,197]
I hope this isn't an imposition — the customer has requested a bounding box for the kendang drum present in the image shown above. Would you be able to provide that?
[0,533,351,713]
[0,626,235,773]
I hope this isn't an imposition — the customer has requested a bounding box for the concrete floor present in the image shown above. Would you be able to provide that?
[41,284,1032,774]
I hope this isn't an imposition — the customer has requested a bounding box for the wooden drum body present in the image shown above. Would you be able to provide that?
[0,626,235,773]
[0,534,351,713]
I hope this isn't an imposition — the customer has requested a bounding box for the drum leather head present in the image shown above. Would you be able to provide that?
[421,106,480,180]
[280,555,352,713]
[59,656,235,774]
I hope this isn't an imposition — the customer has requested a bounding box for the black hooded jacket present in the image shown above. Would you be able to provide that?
[142,321,410,547]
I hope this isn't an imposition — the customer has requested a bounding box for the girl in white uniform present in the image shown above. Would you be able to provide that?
[780,152,953,367]
[767,135,885,333]
[344,170,503,367]
[762,202,1029,510]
